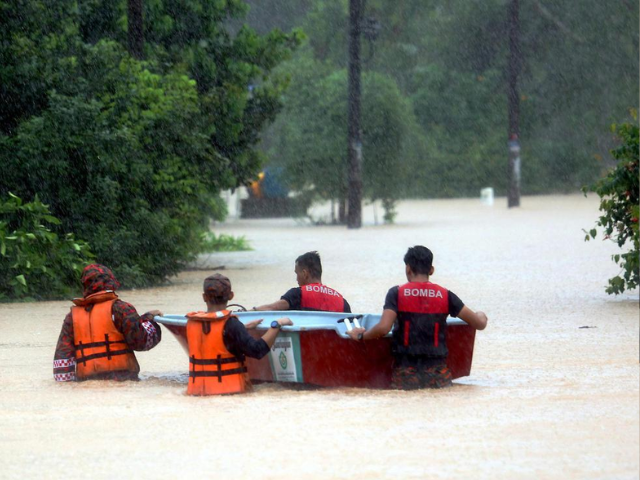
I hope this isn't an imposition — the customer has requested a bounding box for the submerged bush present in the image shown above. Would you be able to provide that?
[0,194,94,300]
[584,117,639,295]
[200,233,252,253]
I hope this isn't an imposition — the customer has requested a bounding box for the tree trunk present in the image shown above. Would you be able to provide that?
[347,0,363,228]
[507,0,521,208]
[338,196,347,224]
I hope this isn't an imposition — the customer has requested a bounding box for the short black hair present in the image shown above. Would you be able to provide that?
[404,246,434,275]
[296,251,322,278]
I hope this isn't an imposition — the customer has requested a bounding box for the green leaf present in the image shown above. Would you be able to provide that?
[15,274,27,286]
[43,215,62,225]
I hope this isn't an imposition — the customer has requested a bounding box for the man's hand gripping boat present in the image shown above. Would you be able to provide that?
[155,311,476,389]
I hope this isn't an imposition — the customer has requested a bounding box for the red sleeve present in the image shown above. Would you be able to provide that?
[53,312,77,382]
[112,300,162,351]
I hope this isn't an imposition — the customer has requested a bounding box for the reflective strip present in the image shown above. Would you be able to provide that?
[54,372,76,382]
[404,320,410,347]
[141,321,157,350]
[53,358,76,369]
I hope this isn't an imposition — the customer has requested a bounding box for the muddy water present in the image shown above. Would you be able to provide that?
[0,195,637,480]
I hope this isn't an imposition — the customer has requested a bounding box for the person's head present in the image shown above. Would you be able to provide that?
[403,246,435,279]
[81,264,120,297]
[295,251,322,286]
[202,273,234,309]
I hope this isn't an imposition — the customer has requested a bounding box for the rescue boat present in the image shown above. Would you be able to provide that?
[155,311,476,389]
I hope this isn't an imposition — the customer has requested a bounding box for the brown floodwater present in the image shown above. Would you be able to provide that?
[1,194,638,479]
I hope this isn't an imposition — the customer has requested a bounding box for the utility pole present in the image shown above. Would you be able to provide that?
[347,0,363,228]
[128,0,144,60]
[507,0,521,208]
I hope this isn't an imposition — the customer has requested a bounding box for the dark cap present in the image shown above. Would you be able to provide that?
[203,273,232,301]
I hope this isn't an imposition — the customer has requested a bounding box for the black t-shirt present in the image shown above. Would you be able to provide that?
[281,287,352,313]
[383,286,464,317]
[222,317,270,360]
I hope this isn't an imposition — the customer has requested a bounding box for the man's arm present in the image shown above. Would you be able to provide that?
[53,313,77,382]
[224,317,293,359]
[253,299,290,311]
[457,306,488,330]
[346,309,396,341]
[112,301,162,351]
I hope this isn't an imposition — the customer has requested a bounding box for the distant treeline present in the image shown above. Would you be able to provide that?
[0,0,637,292]
[245,0,638,202]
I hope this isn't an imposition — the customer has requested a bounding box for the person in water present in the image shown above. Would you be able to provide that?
[186,273,293,396]
[253,251,352,313]
[53,264,163,382]
[346,246,488,389]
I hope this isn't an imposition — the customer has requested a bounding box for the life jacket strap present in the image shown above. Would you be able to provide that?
[188,367,248,380]
[75,349,134,366]
[74,340,127,350]
[190,354,246,383]
[75,334,132,366]
[189,356,243,366]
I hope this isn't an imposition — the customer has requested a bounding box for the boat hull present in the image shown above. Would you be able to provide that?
[157,311,476,389]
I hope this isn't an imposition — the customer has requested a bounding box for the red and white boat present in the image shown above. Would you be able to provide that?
[156,311,476,389]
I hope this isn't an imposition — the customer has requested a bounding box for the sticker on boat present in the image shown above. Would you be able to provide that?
[268,333,303,383]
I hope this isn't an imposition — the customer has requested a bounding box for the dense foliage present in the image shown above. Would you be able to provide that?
[248,0,638,198]
[0,0,301,289]
[0,194,94,300]
[266,55,417,220]
[584,119,639,295]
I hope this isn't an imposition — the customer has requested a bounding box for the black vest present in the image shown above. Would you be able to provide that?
[392,282,449,358]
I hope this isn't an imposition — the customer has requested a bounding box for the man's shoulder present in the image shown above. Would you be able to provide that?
[112,298,136,313]
[282,286,302,299]
[222,315,244,335]
[386,285,400,295]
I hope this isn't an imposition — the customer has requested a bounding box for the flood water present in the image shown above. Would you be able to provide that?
[1,194,638,479]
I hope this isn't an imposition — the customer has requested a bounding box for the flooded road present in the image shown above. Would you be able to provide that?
[1,194,638,479]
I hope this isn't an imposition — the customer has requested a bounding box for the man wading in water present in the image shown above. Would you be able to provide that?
[186,274,292,395]
[53,264,163,382]
[253,251,352,313]
[346,246,488,389]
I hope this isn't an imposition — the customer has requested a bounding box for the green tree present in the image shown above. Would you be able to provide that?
[0,0,301,288]
[584,117,639,295]
[268,55,419,220]
[250,0,639,198]
[0,193,94,300]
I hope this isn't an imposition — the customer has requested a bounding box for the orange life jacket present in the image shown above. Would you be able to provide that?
[71,291,139,380]
[186,310,248,396]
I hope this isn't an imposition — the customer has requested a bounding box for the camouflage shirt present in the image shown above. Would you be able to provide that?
[53,299,161,381]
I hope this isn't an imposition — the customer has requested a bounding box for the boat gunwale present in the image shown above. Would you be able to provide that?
[155,311,468,338]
